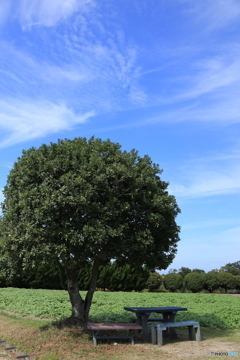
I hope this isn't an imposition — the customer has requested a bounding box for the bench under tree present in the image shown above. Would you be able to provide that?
[86,322,143,346]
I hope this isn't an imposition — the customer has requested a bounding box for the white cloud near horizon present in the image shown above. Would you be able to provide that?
[0,99,96,148]
[165,233,240,272]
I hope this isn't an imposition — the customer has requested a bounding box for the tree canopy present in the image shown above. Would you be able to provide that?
[184,272,205,293]
[163,273,183,292]
[220,261,240,276]
[0,137,180,322]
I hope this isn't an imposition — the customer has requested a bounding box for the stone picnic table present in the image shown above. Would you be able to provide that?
[124,306,188,342]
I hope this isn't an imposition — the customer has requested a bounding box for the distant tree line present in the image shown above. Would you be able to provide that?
[0,260,239,294]
[162,262,240,293]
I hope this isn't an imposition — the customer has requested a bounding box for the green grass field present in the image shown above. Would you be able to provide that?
[0,288,239,329]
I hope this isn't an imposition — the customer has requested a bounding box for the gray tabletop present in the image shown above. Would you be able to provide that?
[124,306,187,313]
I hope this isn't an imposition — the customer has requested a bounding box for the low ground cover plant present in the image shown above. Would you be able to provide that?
[0,288,239,329]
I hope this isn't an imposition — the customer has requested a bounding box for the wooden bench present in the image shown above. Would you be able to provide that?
[86,322,142,346]
[151,321,201,346]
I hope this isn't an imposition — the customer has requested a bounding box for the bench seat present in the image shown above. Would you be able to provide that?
[86,322,142,346]
[151,321,201,346]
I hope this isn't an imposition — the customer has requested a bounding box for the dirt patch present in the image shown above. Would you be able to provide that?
[159,339,240,359]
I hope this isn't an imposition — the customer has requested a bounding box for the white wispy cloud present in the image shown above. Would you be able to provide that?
[0,0,11,26]
[176,55,240,101]
[0,0,93,28]
[170,171,240,198]
[168,149,240,199]
[0,1,148,148]
[1,33,144,114]
[144,46,240,126]
[182,218,240,231]
[218,226,240,244]
[0,99,96,148]
[1,0,240,149]
[181,0,240,32]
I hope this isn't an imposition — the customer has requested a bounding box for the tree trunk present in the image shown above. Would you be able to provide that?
[65,259,100,323]
[84,258,100,321]
[65,267,85,323]
[57,261,67,290]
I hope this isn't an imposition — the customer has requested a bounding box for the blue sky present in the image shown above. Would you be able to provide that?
[0,0,240,273]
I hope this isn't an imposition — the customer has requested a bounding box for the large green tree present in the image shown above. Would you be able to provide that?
[163,273,183,292]
[184,272,205,293]
[218,272,236,293]
[147,272,162,292]
[204,272,220,293]
[0,137,180,322]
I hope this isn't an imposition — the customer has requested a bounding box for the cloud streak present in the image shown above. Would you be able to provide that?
[181,0,240,32]
[168,150,240,199]
[0,99,96,148]
[0,0,93,28]
[182,218,240,231]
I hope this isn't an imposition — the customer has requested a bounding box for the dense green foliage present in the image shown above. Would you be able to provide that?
[184,272,205,293]
[218,272,237,292]
[165,262,240,293]
[220,261,240,276]
[0,288,239,330]
[177,267,192,278]
[163,273,183,292]
[204,272,220,293]
[0,260,150,292]
[97,262,150,291]
[146,272,162,291]
[0,137,180,321]
[1,259,240,294]
[236,275,240,290]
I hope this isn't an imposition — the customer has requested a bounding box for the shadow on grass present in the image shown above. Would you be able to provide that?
[40,316,87,334]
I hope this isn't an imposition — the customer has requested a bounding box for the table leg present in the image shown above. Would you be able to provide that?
[136,315,149,342]
[163,312,177,339]
[142,315,149,342]
[136,314,142,326]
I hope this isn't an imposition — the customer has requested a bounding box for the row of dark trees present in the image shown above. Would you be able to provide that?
[158,261,240,293]
[1,260,239,294]
[0,261,150,292]
[162,270,240,293]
